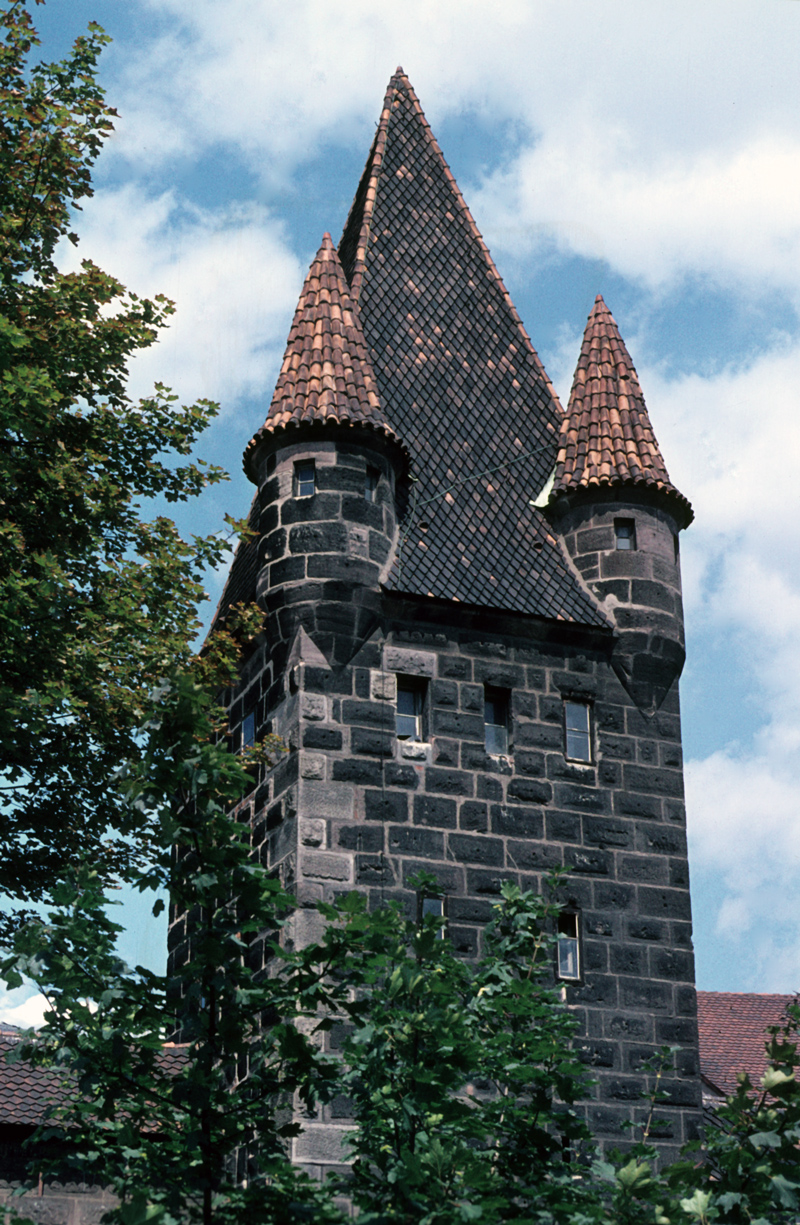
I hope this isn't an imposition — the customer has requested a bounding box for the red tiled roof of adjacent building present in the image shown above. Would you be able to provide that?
[0,1032,190,1126]
[696,990,797,1097]
[552,295,693,527]
[243,234,404,481]
[0,1033,63,1125]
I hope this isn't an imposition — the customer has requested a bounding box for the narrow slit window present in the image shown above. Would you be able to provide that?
[241,709,256,751]
[396,679,425,741]
[556,912,581,981]
[417,893,446,938]
[614,518,636,550]
[365,466,379,502]
[295,460,315,498]
[484,688,509,755]
[564,700,592,763]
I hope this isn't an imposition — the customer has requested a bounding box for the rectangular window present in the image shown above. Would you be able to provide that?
[241,709,256,750]
[556,912,581,982]
[294,460,315,498]
[614,518,636,550]
[417,892,446,938]
[396,679,425,741]
[564,700,592,763]
[365,466,379,502]
[484,688,509,755]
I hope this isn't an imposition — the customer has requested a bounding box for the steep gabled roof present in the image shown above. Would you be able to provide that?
[243,234,404,479]
[551,296,693,527]
[697,991,797,1097]
[337,69,606,625]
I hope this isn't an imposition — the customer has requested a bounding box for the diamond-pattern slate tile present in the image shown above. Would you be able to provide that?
[337,69,606,625]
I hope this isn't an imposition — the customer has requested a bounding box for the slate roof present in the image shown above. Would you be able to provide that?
[552,296,693,528]
[697,990,797,1097]
[243,234,405,480]
[334,68,606,624]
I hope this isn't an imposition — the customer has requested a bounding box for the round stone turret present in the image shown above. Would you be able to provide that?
[243,233,408,665]
[548,296,693,715]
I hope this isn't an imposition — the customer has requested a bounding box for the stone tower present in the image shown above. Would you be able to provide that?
[173,69,702,1172]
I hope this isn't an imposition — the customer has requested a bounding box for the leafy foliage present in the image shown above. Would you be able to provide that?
[4,626,341,1225]
[0,0,230,901]
[663,1004,800,1224]
[299,876,604,1225]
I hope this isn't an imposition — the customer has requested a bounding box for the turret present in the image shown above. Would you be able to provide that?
[243,234,408,666]
[548,296,693,715]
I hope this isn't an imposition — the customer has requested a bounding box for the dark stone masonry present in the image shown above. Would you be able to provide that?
[169,67,703,1175]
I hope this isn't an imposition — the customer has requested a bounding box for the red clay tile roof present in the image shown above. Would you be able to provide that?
[551,296,693,527]
[243,234,404,480]
[0,1033,190,1127]
[697,990,797,1097]
[334,69,607,625]
[0,1033,63,1125]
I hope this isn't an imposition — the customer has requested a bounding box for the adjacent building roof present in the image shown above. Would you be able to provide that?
[0,1033,189,1127]
[334,68,606,624]
[0,999,792,1127]
[551,296,693,527]
[697,990,797,1098]
[243,234,404,479]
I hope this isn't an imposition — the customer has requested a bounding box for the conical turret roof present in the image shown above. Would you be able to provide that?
[551,296,692,526]
[243,234,405,479]
[334,69,606,625]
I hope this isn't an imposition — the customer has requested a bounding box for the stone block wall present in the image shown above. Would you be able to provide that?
[172,613,703,1174]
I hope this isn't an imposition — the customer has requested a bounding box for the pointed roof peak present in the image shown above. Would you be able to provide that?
[243,234,407,480]
[551,297,693,525]
[337,68,561,410]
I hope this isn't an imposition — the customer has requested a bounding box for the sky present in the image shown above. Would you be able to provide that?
[5,0,800,1024]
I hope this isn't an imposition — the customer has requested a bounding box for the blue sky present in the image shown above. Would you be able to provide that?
[5,0,800,1024]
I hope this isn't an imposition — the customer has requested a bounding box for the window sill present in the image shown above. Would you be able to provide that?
[398,740,432,762]
[484,752,513,775]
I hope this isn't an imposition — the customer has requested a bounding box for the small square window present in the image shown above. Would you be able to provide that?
[295,460,315,498]
[484,688,509,755]
[417,893,447,938]
[396,679,425,741]
[241,709,256,751]
[614,518,636,550]
[564,700,592,763]
[365,466,379,502]
[556,912,581,981]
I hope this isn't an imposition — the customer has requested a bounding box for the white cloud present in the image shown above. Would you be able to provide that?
[58,186,303,410]
[95,0,800,301]
[474,135,800,297]
[0,983,49,1031]
[632,340,800,989]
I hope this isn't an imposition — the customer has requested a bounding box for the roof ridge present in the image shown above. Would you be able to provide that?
[551,294,693,525]
[338,70,562,414]
[338,72,397,299]
[243,233,406,480]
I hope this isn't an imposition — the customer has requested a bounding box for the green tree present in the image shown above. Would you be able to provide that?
[0,0,229,904]
[305,877,605,1225]
[5,621,344,1225]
